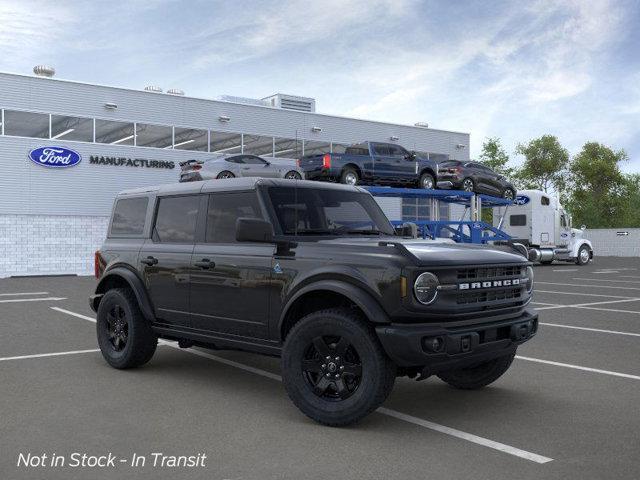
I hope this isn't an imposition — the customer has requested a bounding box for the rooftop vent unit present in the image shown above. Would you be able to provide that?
[414,122,429,128]
[217,95,270,107]
[167,88,185,96]
[144,85,163,93]
[33,65,55,78]
[262,93,316,113]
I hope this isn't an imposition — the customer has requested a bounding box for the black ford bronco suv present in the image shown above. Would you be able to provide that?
[91,178,537,426]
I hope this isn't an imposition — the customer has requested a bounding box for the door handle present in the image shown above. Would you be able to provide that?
[194,259,215,269]
[141,256,158,266]
[241,167,251,170]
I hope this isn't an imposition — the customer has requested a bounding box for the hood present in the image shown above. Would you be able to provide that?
[315,237,527,266]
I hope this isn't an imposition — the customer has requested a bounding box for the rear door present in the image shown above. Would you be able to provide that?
[139,194,200,327]
[189,191,273,339]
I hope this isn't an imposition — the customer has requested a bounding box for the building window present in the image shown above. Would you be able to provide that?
[135,123,173,148]
[303,140,331,156]
[273,137,302,158]
[172,127,208,151]
[243,135,275,156]
[3,110,49,139]
[210,131,242,154]
[95,119,135,145]
[50,114,94,142]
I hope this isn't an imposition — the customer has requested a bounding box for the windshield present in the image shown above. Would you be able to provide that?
[267,186,395,237]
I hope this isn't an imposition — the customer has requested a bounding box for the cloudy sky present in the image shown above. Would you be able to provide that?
[1,0,639,170]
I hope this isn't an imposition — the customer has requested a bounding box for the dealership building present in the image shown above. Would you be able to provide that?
[0,68,470,277]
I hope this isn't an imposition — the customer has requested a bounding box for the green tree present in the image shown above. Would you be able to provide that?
[566,142,628,228]
[515,135,569,193]
[479,137,514,177]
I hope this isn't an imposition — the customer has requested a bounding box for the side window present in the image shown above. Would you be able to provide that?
[154,195,200,243]
[243,155,267,165]
[206,192,262,243]
[510,214,527,226]
[226,156,244,164]
[110,197,148,236]
[372,144,390,156]
[541,196,550,206]
[387,145,402,157]
[560,215,567,228]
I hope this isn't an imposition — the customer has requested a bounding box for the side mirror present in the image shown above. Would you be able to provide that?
[404,152,416,160]
[236,218,274,243]
[581,224,586,230]
[395,222,418,238]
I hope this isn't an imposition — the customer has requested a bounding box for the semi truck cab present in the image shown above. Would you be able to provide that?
[494,189,593,265]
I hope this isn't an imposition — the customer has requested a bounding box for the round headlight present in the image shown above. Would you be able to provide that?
[525,266,534,293]
[414,272,440,305]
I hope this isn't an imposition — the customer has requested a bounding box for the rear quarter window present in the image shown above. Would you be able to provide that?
[110,197,148,236]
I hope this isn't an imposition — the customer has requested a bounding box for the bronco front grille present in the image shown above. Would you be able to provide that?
[457,287,522,305]
[457,266,523,281]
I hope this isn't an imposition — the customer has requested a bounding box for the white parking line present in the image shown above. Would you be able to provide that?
[49,307,553,464]
[0,291,49,296]
[516,356,640,381]
[534,298,640,311]
[0,349,100,362]
[536,289,639,299]
[377,408,553,464]
[0,297,67,304]
[573,306,640,315]
[540,322,640,337]
[537,281,640,291]
[552,269,578,272]
[572,277,640,285]
[618,275,640,279]
[51,307,96,323]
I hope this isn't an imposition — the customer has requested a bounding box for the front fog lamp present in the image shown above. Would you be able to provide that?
[414,272,439,305]
[525,266,534,293]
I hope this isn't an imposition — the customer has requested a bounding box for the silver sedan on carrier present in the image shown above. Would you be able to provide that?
[179,154,304,182]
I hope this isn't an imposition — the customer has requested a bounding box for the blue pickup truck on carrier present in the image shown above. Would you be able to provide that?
[299,141,439,189]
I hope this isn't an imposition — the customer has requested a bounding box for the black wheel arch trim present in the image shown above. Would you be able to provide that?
[278,278,391,335]
[92,266,156,323]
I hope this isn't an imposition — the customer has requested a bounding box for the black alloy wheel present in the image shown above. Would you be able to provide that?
[106,304,129,352]
[503,188,515,200]
[302,335,363,400]
[462,178,475,192]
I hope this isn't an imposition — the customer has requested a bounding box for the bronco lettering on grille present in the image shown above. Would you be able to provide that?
[458,279,520,290]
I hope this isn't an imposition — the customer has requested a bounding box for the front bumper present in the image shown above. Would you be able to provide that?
[375,310,538,370]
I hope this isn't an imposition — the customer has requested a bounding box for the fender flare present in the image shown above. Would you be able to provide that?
[278,279,390,334]
[571,239,593,258]
[94,267,156,323]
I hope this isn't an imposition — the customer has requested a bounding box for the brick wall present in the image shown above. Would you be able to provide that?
[0,215,109,277]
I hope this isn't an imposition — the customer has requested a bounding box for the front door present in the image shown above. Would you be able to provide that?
[239,155,279,178]
[189,191,273,339]
[139,194,200,327]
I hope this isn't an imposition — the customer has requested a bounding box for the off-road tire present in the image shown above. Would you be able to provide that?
[419,172,435,189]
[282,308,396,426]
[97,288,158,369]
[437,351,516,390]
[340,168,359,186]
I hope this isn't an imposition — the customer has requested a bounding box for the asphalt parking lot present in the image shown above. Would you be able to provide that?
[1,257,640,480]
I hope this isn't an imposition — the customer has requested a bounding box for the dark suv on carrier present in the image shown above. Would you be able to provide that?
[91,178,537,426]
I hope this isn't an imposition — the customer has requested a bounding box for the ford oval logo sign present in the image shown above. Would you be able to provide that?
[514,195,530,205]
[28,146,82,168]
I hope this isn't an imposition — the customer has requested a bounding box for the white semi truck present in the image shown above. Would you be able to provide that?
[493,189,593,265]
